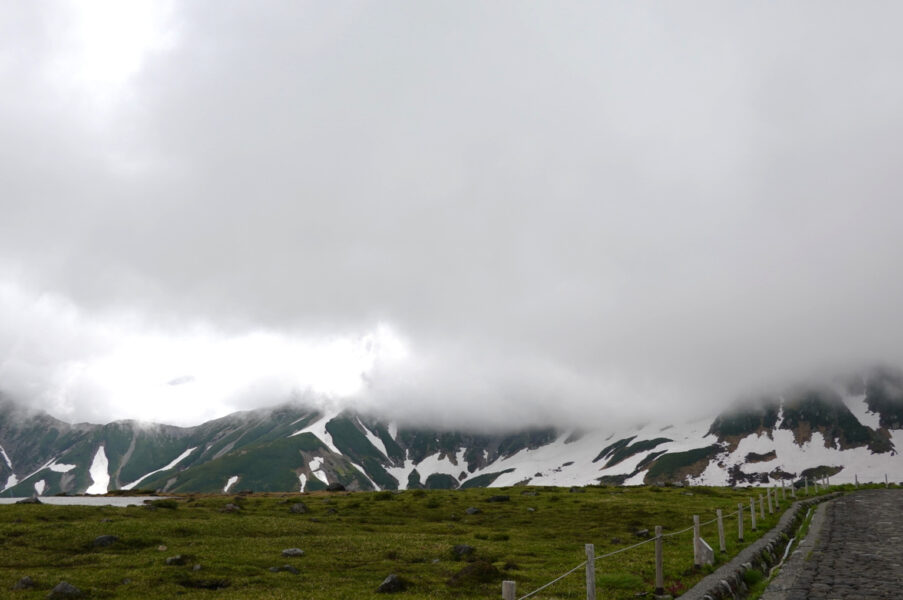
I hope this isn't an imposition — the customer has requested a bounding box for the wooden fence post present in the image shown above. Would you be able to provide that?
[585,544,596,600]
[716,509,726,552]
[749,497,757,531]
[804,478,809,495]
[693,515,701,567]
[758,493,765,520]
[854,474,859,488]
[791,484,796,499]
[886,474,889,488]
[774,486,780,509]
[781,480,786,501]
[737,503,744,542]
[767,488,773,514]
[502,580,516,600]
[654,525,664,596]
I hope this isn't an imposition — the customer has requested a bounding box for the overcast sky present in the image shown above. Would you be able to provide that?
[1,2,902,428]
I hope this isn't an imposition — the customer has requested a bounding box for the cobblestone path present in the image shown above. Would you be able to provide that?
[763,489,903,600]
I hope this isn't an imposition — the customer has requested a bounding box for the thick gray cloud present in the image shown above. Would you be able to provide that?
[1,2,903,427]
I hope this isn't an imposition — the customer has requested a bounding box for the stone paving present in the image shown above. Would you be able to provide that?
[762,489,903,600]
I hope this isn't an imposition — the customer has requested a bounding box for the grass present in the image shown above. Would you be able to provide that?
[0,485,839,599]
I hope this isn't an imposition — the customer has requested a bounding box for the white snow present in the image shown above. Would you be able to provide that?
[388,422,398,441]
[291,410,342,454]
[34,480,45,495]
[122,447,197,490]
[841,393,882,430]
[3,474,18,491]
[0,444,13,470]
[85,446,110,495]
[308,456,329,484]
[48,462,76,473]
[360,419,388,458]
[349,460,379,489]
[223,475,239,493]
[298,473,307,492]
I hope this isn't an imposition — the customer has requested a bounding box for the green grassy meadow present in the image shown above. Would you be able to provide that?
[1,485,838,599]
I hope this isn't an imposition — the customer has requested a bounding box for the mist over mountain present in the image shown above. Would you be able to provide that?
[2,367,901,498]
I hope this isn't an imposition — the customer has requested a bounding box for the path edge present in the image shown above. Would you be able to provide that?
[679,492,841,600]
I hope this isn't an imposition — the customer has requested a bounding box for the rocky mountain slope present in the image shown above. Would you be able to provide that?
[2,369,901,496]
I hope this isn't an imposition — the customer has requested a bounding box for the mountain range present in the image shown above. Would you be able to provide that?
[2,368,901,496]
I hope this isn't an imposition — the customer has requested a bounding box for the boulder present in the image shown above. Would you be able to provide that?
[451,544,475,560]
[269,565,300,574]
[165,555,188,566]
[326,482,346,492]
[465,507,482,515]
[221,503,241,513]
[92,535,119,547]
[16,497,41,505]
[12,576,35,590]
[376,574,406,593]
[46,581,82,598]
[290,502,308,514]
[282,548,305,558]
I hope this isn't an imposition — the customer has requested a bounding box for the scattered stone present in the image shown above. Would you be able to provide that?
[93,535,119,547]
[46,581,82,598]
[16,497,41,505]
[282,548,305,558]
[520,490,538,497]
[465,506,482,515]
[611,537,622,544]
[527,507,536,512]
[290,502,308,514]
[192,564,202,571]
[376,573,406,593]
[326,482,346,492]
[221,503,241,513]
[121,578,132,585]
[99,518,113,523]
[431,558,440,564]
[12,576,35,590]
[447,560,500,586]
[569,486,585,493]
[635,529,650,539]
[451,544,475,560]
[165,555,188,566]
[486,495,509,503]
[157,545,167,551]
[269,564,299,574]
[325,508,338,515]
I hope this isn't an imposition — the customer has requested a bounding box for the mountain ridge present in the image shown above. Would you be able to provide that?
[2,368,902,496]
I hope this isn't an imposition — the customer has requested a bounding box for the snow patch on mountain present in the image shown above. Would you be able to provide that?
[361,420,388,458]
[86,446,110,494]
[3,474,18,491]
[292,411,341,454]
[0,444,12,470]
[122,446,197,490]
[298,473,307,491]
[48,462,76,473]
[841,393,882,430]
[34,480,45,495]
[349,460,378,489]
[223,475,238,493]
[308,456,328,484]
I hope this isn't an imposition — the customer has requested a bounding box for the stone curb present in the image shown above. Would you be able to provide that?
[679,492,842,600]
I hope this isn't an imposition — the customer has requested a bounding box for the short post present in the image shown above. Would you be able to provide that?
[774,486,780,509]
[693,515,701,567]
[749,497,757,530]
[737,503,744,542]
[767,488,774,514]
[886,474,889,488]
[805,478,809,495]
[716,509,726,552]
[791,484,796,498]
[781,480,786,501]
[654,525,664,595]
[585,544,596,600]
[502,580,516,600]
[855,474,859,488]
[759,493,765,520]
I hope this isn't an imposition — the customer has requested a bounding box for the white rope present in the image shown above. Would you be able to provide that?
[516,560,587,600]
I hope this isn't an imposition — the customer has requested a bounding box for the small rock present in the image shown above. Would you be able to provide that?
[46,581,82,598]
[282,548,305,558]
[99,518,113,523]
[520,490,538,496]
[451,544,475,560]
[279,564,300,574]
[93,535,119,547]
[16,497,41,505]
[165,555,188,566]
[376,573,406,593]
[121,578,132,585]
[611,537,622,544]
[635,529,650,539]
[485,495,509,503]
[326,482,346,492]
[192,564,202,571]
[221,503,241,513]
[12,576,35,590]
[157,545,167,551]
[527,507,536,512]
[325,508,338,515]
[290,502,308,514]
[465,507,482,515]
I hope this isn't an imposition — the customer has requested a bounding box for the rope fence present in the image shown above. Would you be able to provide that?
[501,477,836,600]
